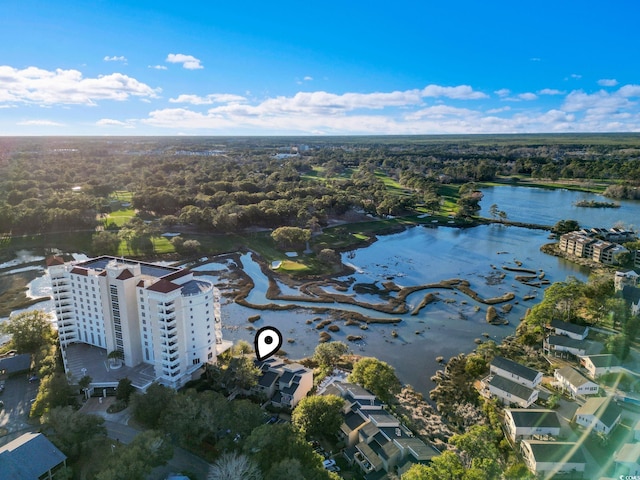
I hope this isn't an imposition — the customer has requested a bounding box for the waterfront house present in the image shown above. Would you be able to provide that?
[574,397,622,436]
[504,409,561,443]
[486,375,538,407]
[544,335,596,358]
[548,319,589,340]
[615,443,640,477]
[253,358,313,409]
[490,356,542,388]
[579,354,622,379]
[554,366,599,398]
[0,432,67,480]
[521,440,586,477]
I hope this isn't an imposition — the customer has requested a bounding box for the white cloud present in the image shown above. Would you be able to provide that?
[303,76,313,81]
[530,57,541,62]
[486,106,511,114]
[104,55,127,63]
[421,84,487,99]
[538,88,565,95]
[148,65,168,70]
[0,65,160,105]
[518,92,538,101]
[17,119,65,126]
[598,78,618,87]
[96,118,134,127]
[495,89,511,97]
[617,84,640,97]
[571,74,582,79]
[169,93,247,105]
[166,53,203,70]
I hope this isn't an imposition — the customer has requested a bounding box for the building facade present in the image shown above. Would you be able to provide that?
[47,256,230,389]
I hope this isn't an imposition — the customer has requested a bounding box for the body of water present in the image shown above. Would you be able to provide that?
[1,186,638,395]
[480,185,640,229]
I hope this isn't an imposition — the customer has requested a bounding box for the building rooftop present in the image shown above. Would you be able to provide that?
[0,353,31,375]
[556,366,593,387]
[181,279,211,296]
[507,409,561,429]
[0,432,67,480]
[523,440,586,465]
[581,354,622,368]
[257,370,279,388]
[343,411,367,432]
[78,256,178,279]
[549,319,589,335]
[575,397,622,428]
[615,443,640,464]
[489,375,535,401]
[491,356,540,382]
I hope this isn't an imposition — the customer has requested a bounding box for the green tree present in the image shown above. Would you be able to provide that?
[30,373,75,417]
[0,310,54,353]
[403,451,465,480]
[224,356,261,391]
[131,382,177,428]
[348,357,401,402]
[42,406,106,461]
[208,452,262,480]
[115,377,135,404]
[313,341,349,369]
[91,231,121,256]
[552,219,580,234]
[292,394,345,439]
[96,430,173,480]
[271,226,311,249]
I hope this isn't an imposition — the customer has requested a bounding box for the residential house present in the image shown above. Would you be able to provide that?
[544,335,593,358]
[579,354,622,379]
[0,432,67,480]
[622,285,640,317]
[486,375,538,407]
[0,353,31,376]
[323,381,438,478]
[574,397,622,435]
[504,409,561,443]
[490,356,542,388]
[254,358,313,409]
[554,366,599,398]
[548,319,589,340]
[520,440,586,477]
[615,443,640,477]
[614,270,639,292]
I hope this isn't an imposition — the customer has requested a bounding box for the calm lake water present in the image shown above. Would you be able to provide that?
[480,185,640,228]
[1,186,638,395]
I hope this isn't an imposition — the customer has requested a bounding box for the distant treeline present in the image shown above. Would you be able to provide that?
[1,136,640,235]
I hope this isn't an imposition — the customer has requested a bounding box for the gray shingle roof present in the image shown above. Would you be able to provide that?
[556,366,593,387]
[489,375,535,401]
[0,354,31,375]
[575,397,622,428]
[507,409,561,429]
[491,356,540,382]
[524,441,586,465]
[0,432,66,480]
[549,319,589,335]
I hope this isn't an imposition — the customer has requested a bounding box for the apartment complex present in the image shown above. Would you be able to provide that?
[558,228,634,265]
[47,255,231,389]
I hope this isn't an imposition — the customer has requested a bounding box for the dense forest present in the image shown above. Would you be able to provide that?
[1,135,640,236]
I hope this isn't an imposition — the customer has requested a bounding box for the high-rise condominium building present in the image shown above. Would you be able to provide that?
[47,255,228,389]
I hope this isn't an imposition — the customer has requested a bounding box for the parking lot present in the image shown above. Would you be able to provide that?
[0,374,40,441]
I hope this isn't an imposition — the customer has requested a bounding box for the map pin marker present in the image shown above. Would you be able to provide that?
[254,326,283,361]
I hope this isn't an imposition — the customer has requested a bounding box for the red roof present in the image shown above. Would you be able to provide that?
[136,280,145,288]
[70,267,88,276]
[45,256,65,267]
[147,279,180,294]
[116,269,134,280]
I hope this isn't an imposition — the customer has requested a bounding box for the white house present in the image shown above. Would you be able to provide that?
[504,409,561,443]
[544,335,590,357]
[548,319,589,340]
[486,375,538,407]
[579,354,622,379]
[622,285,640,317]
[554,366,599,398]
[574,397,622,436]
[615,443,640,477]
[521,440,586,477]
[614,270,639,292]
[490,356,542,388]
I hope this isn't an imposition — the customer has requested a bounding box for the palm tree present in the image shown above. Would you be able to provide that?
[107,349,124,368]
[208,452,262,480]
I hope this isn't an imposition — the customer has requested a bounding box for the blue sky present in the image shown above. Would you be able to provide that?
[2,0,639,135]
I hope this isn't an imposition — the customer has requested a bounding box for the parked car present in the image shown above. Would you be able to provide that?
[322,459,336,469]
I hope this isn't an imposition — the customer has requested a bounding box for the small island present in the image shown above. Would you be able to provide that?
[573,199,620,208]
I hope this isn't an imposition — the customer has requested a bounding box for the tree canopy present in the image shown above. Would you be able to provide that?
[0,310,55,353]
[348,357,401,402]
[291,394,345,439]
